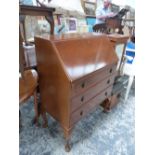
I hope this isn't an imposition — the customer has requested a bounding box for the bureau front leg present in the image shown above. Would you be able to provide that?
[63,127,73,152]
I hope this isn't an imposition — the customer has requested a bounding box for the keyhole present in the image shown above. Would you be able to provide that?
[81,96,84,102]
[80,111,83,116]
[105,92,107,96]
[81,82,85,88]
[107,79,110,84]
[109,68,113,73]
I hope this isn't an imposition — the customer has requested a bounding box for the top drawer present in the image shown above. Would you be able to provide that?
[71,64,117,96]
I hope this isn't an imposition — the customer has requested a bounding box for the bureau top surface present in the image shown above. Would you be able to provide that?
[35,33,118,81]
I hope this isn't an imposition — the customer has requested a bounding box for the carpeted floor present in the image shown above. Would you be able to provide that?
[19,87,135,155]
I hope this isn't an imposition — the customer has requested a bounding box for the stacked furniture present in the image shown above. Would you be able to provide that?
[93,8,128,34]
[19,28,39,128]
[19,5,55,69]
[35,33,118,151]
[103,34,130,110]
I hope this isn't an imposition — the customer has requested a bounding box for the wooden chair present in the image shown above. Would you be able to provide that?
[93,9,128,34]
[19,4,54,128]
[93,23,108,33]
[92,21,123,34]
[19,25,39,127]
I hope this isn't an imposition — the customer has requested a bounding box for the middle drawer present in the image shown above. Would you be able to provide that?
[70,74,115,113]
[71,64,117,97]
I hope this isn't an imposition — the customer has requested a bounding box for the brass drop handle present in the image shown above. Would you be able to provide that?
[105,92,108,96]
[80,111,83,116]
[107,79,110,84]
[81,96,84,102]
[109,68,113,73]
[81,82,85,88]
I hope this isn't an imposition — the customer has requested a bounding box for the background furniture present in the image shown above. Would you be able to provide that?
[19,5,55,42]
[123,42,135,101]
[123,18,135,43]
[83,0,96,16]
[19,5,55,69]
[123,58,135,101]
[102,34,130,111]
[108,34,129,74]
[93,8,128,34]
[19,27,39,127]
[35,33,118,151]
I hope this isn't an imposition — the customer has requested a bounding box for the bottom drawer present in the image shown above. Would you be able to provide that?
[70,86,112,126]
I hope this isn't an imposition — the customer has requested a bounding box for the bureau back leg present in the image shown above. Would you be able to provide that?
[101,98,111,112]
[32,90,39,126]
[42,111,48,128]
[40,105,48,128]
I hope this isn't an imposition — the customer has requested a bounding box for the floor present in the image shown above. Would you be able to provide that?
[19,86,135,155]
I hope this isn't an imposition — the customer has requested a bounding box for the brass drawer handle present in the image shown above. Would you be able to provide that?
[107,79,110,84]
[105,92,108,96]
[81,96,84,102]
[81,82,85,88]
[109,68,113,73]
[80,111,83,116]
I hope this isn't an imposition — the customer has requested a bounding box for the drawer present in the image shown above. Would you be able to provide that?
[70,75,115,113]
[70,86,113,126]
[71,64,116,97]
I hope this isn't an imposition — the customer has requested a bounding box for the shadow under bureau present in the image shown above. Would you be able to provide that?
[35,33,118,151]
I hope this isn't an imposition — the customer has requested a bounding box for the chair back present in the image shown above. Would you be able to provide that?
[93,23,107,33]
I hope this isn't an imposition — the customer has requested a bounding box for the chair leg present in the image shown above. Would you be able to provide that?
[42,112,48,128]
[33,90,39,125]
[125,75,134,102]
[19,110,22,130]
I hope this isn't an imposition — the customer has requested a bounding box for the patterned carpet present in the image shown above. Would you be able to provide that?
[19,87,135,155]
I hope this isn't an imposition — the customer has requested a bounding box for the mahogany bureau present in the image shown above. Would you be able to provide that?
[35,33,118,151]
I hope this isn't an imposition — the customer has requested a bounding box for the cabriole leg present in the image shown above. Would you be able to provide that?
[63,127,73,152]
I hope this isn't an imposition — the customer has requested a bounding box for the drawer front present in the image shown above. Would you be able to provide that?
[72,64,116,97]
[70,86,113,126]
[71,75,115,113]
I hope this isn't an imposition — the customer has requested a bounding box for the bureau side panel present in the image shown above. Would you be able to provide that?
[35,37,71,129]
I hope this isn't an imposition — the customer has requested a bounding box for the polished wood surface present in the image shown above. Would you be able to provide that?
[71,64,116,96]
[36,33,118,80]
[108,34,129,44]
[35,33,118,151]
[71,86,113,125]
[71,73,116,113]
